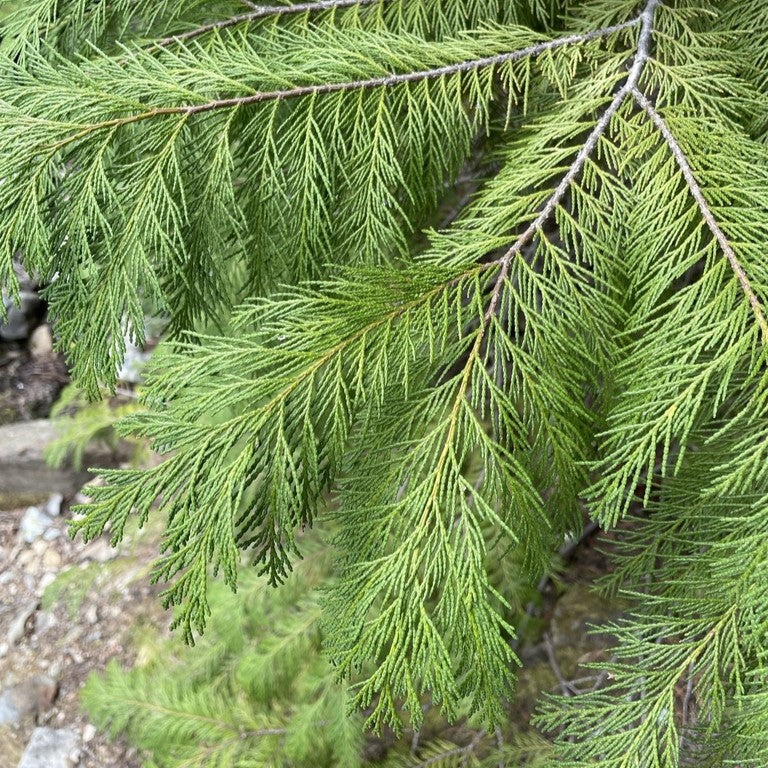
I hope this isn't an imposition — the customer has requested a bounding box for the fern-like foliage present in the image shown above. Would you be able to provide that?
[3,0,768,762]
[45,382,145,469]
[83,538,364,768]
[83,534,548,767]
[0,5,631,390]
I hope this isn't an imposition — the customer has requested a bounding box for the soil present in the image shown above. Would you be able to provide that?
[0,341,69,426]
[0,497,170,768]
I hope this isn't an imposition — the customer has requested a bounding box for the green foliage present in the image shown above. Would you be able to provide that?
[2,0,768,763]
[42,556,145,616]
[83,538,363,768]
[83,535,545,767]
[42,562,102,616]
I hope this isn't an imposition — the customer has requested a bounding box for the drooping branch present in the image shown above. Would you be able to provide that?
[632,87,768,345]
[152,0,382,48]
[50,18,639,151]
[177,19,639,112]
[414,731,486,767]
[404,0,661,521]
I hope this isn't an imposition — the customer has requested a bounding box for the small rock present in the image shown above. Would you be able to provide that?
[117,336,151,384]
[38,572,57,592]
[78,540,117,563]
[18,727,77,768]
[32,539,48,557]
[0,724,26,766]
[62,647,83,665]
[12,260,37,293]
[34,610,55,632]
[16,549,35,569]
[81,724,96,743]
[84,604,98,625]
[18,506,55,544]
[0,291,43,342]
[0,642,8,658]
[42,549,61,570]
[29,323,54,358]
[7,600,39,645]
[45,493,64,517]
[43,527,62,541]
[0,677,58,725]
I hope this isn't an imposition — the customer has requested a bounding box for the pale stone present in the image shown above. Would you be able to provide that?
[7,601,38,645]
[18,727,77,768]
[42,549,61,570]
[45,493,64,517]
[84,604,98,625]
[0,677,57,725]
[0,420,130,508]
[77,540,117,564]
[18,507,54,544]
[28,324,54,358]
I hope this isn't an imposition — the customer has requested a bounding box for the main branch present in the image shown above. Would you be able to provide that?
[407,0,661,525]
[485,0,660,319]
[180,19,639,112]
[50,18,639,150]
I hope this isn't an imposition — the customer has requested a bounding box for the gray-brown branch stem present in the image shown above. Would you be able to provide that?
[52,19,640,151]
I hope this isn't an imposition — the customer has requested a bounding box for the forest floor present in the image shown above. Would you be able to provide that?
[0,484,170,768]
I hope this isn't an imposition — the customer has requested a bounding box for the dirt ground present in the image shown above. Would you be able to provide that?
[0,495,169,768]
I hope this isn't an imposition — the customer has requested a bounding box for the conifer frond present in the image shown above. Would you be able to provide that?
[714,0,768,139]
[152,0,383,48]
[6,0,768,758]
[83,542,365,767]
[1,0,564,60]
[45,384,144,470]
[587,109,768,524]
[0,0,209,58]
[536,415,768,765]
[71,1,663,725]
[0,18,630,390]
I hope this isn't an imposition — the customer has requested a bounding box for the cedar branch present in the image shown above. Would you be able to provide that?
[412,0,660,534]
[485,0,660,320]
[632,86,768,345]
[49,19,639,151]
